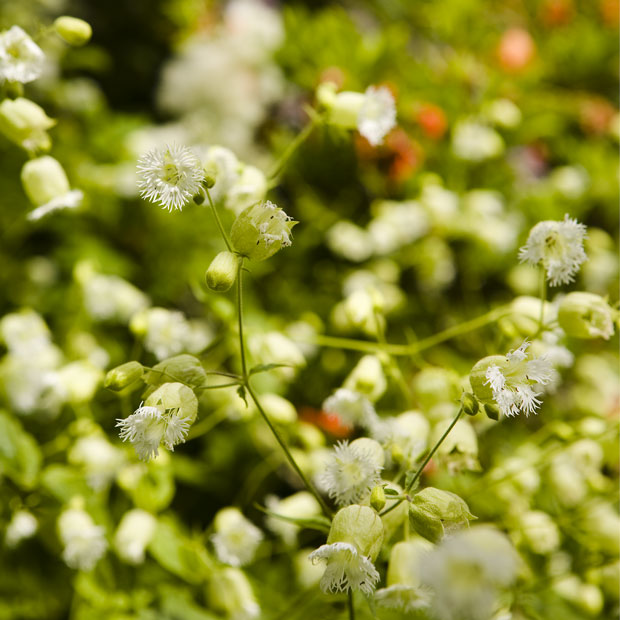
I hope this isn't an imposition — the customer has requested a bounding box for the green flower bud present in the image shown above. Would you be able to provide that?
[558,292,615,340]
[0,97,55,152]
[409,487,475,543]
[54,16,92,46]
[145,382,198,424]
[205,251,239,292]
[461,392,479,416]
[231,200,297,261]
[203,175,216,189]
[379,482,409,542]
[21,156,70,206]
[207,568,259,619]
[484,403,500,421]
[327,505,384,561]
[370,486,386,512]
[104,361,144,391]
[469,355,505,404]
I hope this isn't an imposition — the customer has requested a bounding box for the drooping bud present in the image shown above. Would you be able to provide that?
[558,292,615,340]
[205,251,240,292]
[409,487,475,543]
[461,392,479,416]
[53,16,92,47]
[231,200,297,261]
[370,485,386,512]
[104,361,144,391]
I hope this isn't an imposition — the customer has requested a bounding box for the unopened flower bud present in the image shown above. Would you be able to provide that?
[231,200,297,261]
[104,361,144,391]
[21,155,70,206]
[485,403,500,421]
[370,485,386,512]
[558,292,615,340]
[206,251,239,292]
[461,392,479,416]
[54,16,92,47]
[203,175,216,189]
[0,97,55,152]
[409,487,475,543]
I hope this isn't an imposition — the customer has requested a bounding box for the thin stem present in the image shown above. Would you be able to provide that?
[236,258,248,380]
[309,306,512,357]
[246,382,332,517]
[205,186,232,251]
[268,111,321,182]
[381,406,464,516]
[186,408,229,440]
[347,590,355,620]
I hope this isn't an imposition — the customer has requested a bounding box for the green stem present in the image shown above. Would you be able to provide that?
[347,591,355,620]
[268,112,321,182]
[310,306,512,357]
[381,406,464,516]
[205,186,232,252]
[235,257,332,517]
[246,382,332,517]
[186,408,229,440]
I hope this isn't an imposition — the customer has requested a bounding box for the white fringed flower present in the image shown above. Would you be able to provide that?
[0,26,45,84]
[137,144,204,211]
[58,508,108,571]
[485,342,555,417]
[320,439,383,506]
[358,86,396,146]
[5,510,38,547]
[116,404,191,462]
[518,215,587,286]
[309,542,380,595]
[322,388,380,432]
[211,507,263,567]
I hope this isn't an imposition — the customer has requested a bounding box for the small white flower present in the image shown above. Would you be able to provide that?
[451,120,504,161]
[309,542,380,595]
[320,439,383,506]
[58,507,108,571]
[322,388,380,432]
[0,26,45,84]
[211,507,263,567]
[518,215,587,286]
[116,404,191,462]
[137,144,204,211]
[114,509,157,564]
[69,435,125,490]
[5,510,38,547]
[358,86,396,146]
[485,342,555,418]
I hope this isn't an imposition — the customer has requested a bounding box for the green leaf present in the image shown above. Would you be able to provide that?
[383,487,399,496]
[249,363,291,376]
[256,504,331,533]
[0,411,41,489]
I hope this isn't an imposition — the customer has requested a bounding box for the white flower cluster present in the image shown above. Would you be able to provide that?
[116,403,191,462]
[485,342,555,417]
[519,214,587,286]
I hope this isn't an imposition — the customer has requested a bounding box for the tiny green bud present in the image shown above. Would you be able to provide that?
[231,200,297,261]
[203,175,216,189]
[104,361,144,391]
[0,97,55,152]
[145,382,198,424]
[461,392,479,416]
[327,505,384,561]
[409,487,475,543]
[484,403,500,421]
[558,292,615,340]
[206,251,239,292]
[54,16,92,46]
[370,486,386,512]
[193,192,205,205]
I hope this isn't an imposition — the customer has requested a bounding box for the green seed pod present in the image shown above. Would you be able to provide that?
[327,505,384,561]
[461,392,479,417]
[104,361,144,391]
[558,292,615,340]
[206,251,239,292]
[370,486,386,513]
[409,487,475,543]
[54,16,92,46]
[231,200,297,261]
